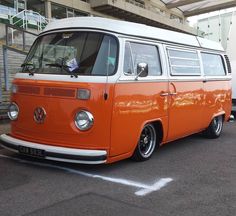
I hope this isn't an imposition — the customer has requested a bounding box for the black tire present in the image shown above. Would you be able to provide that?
[131,124,157,161]
[203,115,223,139]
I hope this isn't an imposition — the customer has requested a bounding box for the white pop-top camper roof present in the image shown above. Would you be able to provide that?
[43,17,224,52]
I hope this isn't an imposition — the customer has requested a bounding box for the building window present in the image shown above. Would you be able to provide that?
[74,9,88,17]
[168,48,201,76]
[51,3,67,19]
[51,3,88,19]
[0,0,14,8]
[27,0,45,16]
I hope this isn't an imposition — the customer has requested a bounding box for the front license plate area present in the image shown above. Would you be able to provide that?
[18,146,45,158]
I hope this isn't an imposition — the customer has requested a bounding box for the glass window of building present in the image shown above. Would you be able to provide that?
[27,0,45,16]
[0,0,14,8]
[17,0,26,12]
[67,8,74,18]
[51,3,67,19]
[74,10,88,17]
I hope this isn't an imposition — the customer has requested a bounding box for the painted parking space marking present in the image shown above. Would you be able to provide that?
[0,153,173,196]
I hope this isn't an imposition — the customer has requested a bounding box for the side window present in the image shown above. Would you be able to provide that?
[123,42,162,76]
[168,48,201,76]
[201,53,226,76]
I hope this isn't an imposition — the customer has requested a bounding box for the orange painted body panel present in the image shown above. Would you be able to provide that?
[202,80,232,125]
[167,81,204,141]
[9,77,231,163]
[166,80,231,142]
[110,82,168,157]
[11,79,114,152]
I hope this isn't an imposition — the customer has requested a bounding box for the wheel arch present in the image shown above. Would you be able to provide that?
[136,119,164,150]
[210,111,225,125]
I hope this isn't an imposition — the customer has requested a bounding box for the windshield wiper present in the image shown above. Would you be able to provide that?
[21,62,35,76]
[46,62,78,78]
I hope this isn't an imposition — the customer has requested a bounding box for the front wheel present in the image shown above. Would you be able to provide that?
[203,115,223,139]
[131,124,157,161]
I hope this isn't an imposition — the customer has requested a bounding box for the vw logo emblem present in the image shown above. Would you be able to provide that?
[34,107,46,124]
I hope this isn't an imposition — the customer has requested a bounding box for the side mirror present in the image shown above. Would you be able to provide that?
[135,63,148,80]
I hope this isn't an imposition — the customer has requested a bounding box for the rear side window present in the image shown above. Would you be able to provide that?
[123,42,162,76]
[167,48,201,76]
[201,53,226,76]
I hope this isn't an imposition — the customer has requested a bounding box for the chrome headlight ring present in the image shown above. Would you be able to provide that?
[74,110,94,131]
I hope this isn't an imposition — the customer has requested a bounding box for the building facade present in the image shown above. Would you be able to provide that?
[0,0,197,34]
[196,10,235,50]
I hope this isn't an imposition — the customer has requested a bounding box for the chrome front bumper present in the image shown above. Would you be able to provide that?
[0,134,107,164]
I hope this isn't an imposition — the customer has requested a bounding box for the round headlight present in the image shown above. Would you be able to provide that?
[75,110,94,131]
[8,102,19,120]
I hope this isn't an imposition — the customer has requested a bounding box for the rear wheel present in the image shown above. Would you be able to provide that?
[132,124,157,161]
[203,115,223,139]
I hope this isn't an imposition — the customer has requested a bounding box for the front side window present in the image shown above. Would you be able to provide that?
[123,42,162,76]
[168,48,201,76]
[22,32,118,76]
[201,53,226,76]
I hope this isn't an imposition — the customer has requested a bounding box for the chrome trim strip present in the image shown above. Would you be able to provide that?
[0,134,107,164]
[117,77,231,83]
[204,77,232,81]
[45,157,106,165]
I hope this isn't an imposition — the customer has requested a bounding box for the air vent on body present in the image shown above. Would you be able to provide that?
[44,88,76,98]
[18,86,40,95]
[224,55,232,74]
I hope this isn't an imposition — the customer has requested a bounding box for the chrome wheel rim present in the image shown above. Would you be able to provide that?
[138,124,156,158]
[213,116,223,135]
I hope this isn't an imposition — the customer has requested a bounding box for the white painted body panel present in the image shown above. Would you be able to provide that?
[43,17,224,51]
[226,15,236,100]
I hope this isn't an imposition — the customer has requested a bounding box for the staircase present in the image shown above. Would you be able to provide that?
[0,23,38,119]
[0,8,49,119]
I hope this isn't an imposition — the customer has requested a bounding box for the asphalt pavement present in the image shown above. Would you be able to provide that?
[0,120,235,216]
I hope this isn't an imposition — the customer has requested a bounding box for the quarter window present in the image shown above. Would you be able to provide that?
[168,48,201,76]
[201,53,226,76]
[123,42,162,76]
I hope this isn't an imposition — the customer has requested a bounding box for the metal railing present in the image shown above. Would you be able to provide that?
[1,24,38,102]
[10,9,49,31]
[0,5,17,20]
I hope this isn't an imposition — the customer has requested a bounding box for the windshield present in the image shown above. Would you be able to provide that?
[22,31,118,76]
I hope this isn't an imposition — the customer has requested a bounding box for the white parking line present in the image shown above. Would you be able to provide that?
[135,178,173,196]
[0,154,173,196]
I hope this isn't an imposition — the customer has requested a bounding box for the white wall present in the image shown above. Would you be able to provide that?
[226,14,236,100]
[197,11,236,100]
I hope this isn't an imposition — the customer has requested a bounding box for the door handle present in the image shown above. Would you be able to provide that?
[160,92,169,97]
[169,82,177,96]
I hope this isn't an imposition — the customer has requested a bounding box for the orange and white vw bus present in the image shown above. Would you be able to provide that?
[0,17,232,164]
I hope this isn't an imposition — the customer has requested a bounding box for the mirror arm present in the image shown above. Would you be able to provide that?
[135,69,144,81]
